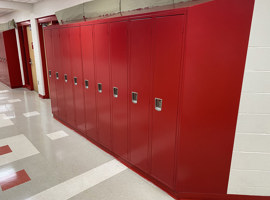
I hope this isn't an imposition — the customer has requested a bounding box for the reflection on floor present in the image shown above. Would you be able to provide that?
[0,83,174,200]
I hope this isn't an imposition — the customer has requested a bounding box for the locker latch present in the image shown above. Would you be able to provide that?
[98,83,102,93]
[113,87,118,98]
[49,70,51,78]
[74,77,78,85]
[155,98,162,111]
[56,72,59,80]
[85,80,89,89]
[64,74,68,82]
[132,92,138,104]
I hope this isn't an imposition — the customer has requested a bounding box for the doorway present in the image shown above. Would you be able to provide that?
[26,26,38,92]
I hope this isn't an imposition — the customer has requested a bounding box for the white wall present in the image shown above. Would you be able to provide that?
[228,0,270,196]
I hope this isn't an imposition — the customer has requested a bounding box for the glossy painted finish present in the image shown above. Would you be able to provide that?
[151,15,184,188]
[0,169,31,191]
[94,23,111,150]
[44,29,58,116]
[110,21,128,159]
[81,25,97,141]
[0,145,12,156]
[0,29,22,89]
[128,18,152,173]
[43,0,255,199]
[176,0,255,196]
[69,27,86,133]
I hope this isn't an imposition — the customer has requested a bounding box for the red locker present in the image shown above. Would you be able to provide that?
[151,15,184,188]
[44,29,58,116]
[94,23,111,150]
[110,21,128,159]
[0,29,22,88]
[81,25,97,140]
[52,29,65,121]
[129,19,152,172]
[69,26,86,133]
[60,28,76,127]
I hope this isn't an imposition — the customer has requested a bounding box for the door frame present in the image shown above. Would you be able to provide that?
[37,15,58,99]
[17,20,34,91]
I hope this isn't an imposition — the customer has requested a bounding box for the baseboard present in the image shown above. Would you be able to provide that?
[52,115,270,200]
[39,94,49,99]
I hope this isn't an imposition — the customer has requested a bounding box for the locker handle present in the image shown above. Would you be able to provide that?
[56,72,59,80]
[113,87,118,98]
[64,74,67,82]
[85,80,89,89]
[132,92,138,104]
[155,98,162,111]
[49,70,51,78]
[74,77,78,85]
[98,83,102,93]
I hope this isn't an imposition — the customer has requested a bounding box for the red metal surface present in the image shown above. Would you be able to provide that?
[128,18,152,173]
[0,29,22,88]
[0,169,31,191]
[110,21,129,159]
[94,23,111,150]
[69,26,86,133]
[44,29,58,116]
[150,15,185,188]
[43,0,255,198]
[176,0,255,195]
[53,29,65,121]
[0,145,12,156]
[81,25,97,140]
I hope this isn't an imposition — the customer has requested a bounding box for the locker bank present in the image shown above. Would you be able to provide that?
[1,0,270,199]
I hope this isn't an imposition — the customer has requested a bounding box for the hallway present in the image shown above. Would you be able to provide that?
[0,82,173,200]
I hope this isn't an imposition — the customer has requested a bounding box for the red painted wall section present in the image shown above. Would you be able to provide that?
[177,0,255,195]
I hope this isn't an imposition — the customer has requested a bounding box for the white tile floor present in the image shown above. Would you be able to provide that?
[23,111,40,118]
[47,131,69,140]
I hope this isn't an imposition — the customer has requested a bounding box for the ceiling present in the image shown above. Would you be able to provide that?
[0,8,14,17]
[0,0,43,18]
[0,0,42,3]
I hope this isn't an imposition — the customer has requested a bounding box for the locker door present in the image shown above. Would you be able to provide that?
[44,29,58,116]
[151,15,184,188]
[81,25,97,140]
[129,19,152,172]
[52,28,65,121]
[110,21,128,159]
[70,26,86,133]
[94,23,111,149]
[60,28,76,127]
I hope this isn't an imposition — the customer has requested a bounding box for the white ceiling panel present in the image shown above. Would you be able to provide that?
[0,8,14,17]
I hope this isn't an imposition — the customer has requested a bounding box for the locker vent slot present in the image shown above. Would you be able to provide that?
[98,83,102,93]
[64,74,68,82]
[49,70,51,78]
[113,87,118,98]
[155,98,162,111]
[56,72,59,80]
[74,77,78,85]
[132,92,138,104]
[85,80,89,89]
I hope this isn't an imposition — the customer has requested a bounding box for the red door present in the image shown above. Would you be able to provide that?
[94,23,111,150]
[44,29,58,117]
[81,25,97,140]
[69,26,86,133]
[110,21,128,159]
[60,28,76,127]
[151,15,184,188]
[52,28,65,121]
[129,18,152,172]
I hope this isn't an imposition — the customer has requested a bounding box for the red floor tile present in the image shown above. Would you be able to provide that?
[0,169,31,191]
[0,145,12,156]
